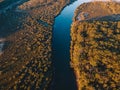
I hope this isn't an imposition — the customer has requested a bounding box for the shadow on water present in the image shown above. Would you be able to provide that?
[0,0,20,9]
[0,1,27,53]
[0,11,25,53]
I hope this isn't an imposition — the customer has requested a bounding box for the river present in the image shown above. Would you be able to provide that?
[52,0,91,90]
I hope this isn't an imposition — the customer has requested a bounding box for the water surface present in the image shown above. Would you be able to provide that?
[52,0,91,90]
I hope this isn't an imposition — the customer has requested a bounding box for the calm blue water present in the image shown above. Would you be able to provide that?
[52,0,91,90]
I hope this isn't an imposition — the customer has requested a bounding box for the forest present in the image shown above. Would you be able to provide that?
[71,1,120,90]
[0,0,75,89]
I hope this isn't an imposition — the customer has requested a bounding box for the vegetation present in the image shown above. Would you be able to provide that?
[0,0,76,89]
[71,1,120,90]
[74,1,120,21]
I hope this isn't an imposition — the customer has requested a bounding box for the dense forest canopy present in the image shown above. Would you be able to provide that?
[71,1,120,90]
[0,0,76,89]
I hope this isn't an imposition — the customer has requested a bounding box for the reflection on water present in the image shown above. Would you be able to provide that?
[52,0,91,90]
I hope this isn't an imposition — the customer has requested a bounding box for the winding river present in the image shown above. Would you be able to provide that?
[52,0,91,90]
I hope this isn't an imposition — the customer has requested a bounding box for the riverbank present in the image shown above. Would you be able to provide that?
[0,0,75,89]
[71,1,120,90]
[52,0,95,90]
